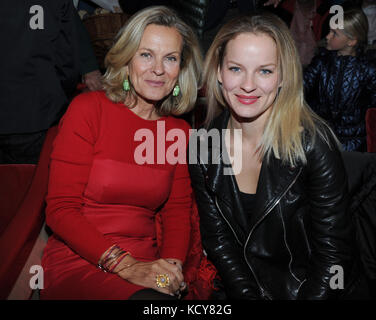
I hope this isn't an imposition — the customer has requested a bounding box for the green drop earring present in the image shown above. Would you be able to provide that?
[123,78,130,91]
[172,84,180,97]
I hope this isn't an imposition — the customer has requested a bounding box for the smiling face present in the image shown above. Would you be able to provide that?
[127,24,183,108]
[218,32,280,122]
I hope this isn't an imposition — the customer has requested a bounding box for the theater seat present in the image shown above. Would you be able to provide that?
[0,126,58,299]
[366,108,376,153]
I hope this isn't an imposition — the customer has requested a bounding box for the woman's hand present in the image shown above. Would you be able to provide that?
[166,258,188,296]
[115,256,185,296]
[264,0,282,8]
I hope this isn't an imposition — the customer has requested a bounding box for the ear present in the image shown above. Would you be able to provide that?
[278,73,283,89]
[347,38,358,48]
[217,65,223,85]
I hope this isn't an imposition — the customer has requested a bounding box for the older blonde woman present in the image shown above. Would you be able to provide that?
[41,6,202,300]
[189,13,368,299]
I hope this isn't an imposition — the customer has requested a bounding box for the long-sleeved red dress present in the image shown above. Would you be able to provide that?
[41,91,192,299]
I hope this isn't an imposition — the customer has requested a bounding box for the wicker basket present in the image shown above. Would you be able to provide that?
[83,12,130,70]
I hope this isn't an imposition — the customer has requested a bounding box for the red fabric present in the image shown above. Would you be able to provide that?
[0,164,35,236]
[41,91,193,299]
[0,126,57,299]
[156,200,218,300]
[366,108,376,152]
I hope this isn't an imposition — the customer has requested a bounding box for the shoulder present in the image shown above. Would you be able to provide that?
[60,91,112,130]
[303,121,343,168]
[67,90,111,115]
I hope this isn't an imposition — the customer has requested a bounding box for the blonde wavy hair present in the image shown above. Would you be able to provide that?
[103,6,202,116]
[204,13,334,166]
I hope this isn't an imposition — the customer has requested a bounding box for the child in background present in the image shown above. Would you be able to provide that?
[304,6,376,151]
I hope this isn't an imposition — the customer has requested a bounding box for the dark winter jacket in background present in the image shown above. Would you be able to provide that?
[304,48,376,151]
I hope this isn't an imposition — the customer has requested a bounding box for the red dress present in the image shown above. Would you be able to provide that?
[41,91,192,299]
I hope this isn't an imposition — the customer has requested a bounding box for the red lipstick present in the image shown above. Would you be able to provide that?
[236,95,259,105]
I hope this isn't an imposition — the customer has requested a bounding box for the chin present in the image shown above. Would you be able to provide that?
[232,107,259,120]
[140,91,169,103]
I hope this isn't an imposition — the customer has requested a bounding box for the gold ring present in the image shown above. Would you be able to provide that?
[156,274,170,288]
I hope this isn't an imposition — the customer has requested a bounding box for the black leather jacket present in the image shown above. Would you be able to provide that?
[188,110,361,300]
[304,48,376,152]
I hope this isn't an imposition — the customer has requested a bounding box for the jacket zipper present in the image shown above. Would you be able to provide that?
[242,168,302,300]
[214,196,243,246]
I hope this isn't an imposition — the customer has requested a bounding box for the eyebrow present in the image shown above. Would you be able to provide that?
[259,63,277,68]
[227,60,276,68]
[138,47,181,56]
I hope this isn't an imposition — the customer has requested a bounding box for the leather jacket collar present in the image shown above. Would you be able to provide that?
[203,109,303,243]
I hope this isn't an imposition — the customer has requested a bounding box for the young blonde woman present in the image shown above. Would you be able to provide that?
[189,12,369,299]
[41,6,203,300]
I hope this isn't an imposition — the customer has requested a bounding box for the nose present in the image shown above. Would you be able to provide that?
[152,58,164,76]
[241,73,256,93]
[326,32,332,41]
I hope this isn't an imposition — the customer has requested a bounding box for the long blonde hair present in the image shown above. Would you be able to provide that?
[203,13,333,166]
[103,6,202,116]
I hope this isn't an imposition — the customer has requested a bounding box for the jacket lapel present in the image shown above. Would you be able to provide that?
[203,110,303,241]
[204,110,248,243]
[250,157,302,233]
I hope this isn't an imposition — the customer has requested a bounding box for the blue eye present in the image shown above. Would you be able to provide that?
[229,66,240,72]
[260,69,272,75]
[141,52,151,58]
[166,56,177,62]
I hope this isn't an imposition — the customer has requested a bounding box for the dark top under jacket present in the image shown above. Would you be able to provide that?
[188,109,365,300]
[304,48,376,152]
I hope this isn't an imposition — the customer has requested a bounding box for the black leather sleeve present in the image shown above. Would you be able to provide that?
[188,157,260,299]
[297,130,354,299]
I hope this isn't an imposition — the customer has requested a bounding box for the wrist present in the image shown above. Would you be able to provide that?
[115,255,139,279]
[97,244,133,273]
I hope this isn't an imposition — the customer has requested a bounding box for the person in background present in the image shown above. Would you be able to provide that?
[0,0,101,164]
[304,6,376,151]
[362,0,376,45]
[265,0,332,66]
[189,12,368,299]
[73,6,103,91]
[41,6,203,300]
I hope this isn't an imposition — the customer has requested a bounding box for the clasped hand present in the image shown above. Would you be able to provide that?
[116,256,186,297]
